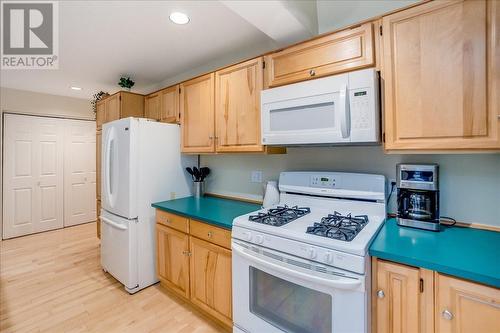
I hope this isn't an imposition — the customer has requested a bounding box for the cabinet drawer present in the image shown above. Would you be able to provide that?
[190,220,231,249]
[156,210,189,233]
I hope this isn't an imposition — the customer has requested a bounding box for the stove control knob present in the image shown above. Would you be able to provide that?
[308,248,317,259]
[242,231,252,242]
[324,252,333,263]
[254,234,264,244]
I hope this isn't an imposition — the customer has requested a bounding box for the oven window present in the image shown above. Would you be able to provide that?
[249,267,332,333]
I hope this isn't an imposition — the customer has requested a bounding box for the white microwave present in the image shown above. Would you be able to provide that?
[261,68,380,145]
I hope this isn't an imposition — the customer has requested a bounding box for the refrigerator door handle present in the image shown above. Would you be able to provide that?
[104,128,116,207]
[100,215,127,231]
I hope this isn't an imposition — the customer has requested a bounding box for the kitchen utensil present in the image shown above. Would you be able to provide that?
[193,167,201,181]
[262,180,279,208]
[186,167,195,181]
[200,167,210,181]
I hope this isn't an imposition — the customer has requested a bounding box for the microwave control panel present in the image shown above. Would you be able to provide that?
[310,175,336,188]
[350,89,372,130]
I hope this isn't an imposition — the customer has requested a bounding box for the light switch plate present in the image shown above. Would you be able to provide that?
[251,171,263,183]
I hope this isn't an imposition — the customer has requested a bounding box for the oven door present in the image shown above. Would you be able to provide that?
[232,240,367,333]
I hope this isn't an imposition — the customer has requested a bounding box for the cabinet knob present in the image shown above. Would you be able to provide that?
[442,309,453,320]
[207,231,213,238]
[377,290,385,299]
[309,69,316,76]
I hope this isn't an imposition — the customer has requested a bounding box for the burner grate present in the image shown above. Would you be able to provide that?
[306,211,369,241]
[249,205,311,227]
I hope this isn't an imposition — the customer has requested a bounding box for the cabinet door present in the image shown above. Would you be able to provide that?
[96,130,101,200]
[104,94,120,123]
[436,273,500,333]
[265,22,374,87]
[215,57,264,152]
[189,236,232,327]
[180,73,215,153]
[382,0,500,150]
[160,85,179,123]
[375,260,421,333]
[96,102,105,130]
[144,92,160,121]
[156,224,190,299]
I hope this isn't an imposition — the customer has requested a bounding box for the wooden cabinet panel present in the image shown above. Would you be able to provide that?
[265,22,374,87]
[156,210,189,233]
[96,130,101,200]
[190,219,231,249]
[144,93,160,121]
[382,0,500,150]
[119,92,144,119]
[189,236,232,327]
[156,224,190,299]
[375,260,421,333]
[96,102,105,131]
[160,85,179,123]
[96,199,101,239]
[180,74,215,153]
[104,94,120,123]
[436,273,500,333]
[215,58,264,152]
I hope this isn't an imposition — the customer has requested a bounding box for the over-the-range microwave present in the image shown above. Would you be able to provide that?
[261,68,380,146]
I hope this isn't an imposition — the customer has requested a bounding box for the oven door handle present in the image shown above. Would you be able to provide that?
[232,243,362,290]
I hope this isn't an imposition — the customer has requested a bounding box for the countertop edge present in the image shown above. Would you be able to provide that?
[151,202,233,230]
[370,250,500,289]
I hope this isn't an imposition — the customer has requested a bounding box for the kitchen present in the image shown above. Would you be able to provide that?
[1,0,499,333]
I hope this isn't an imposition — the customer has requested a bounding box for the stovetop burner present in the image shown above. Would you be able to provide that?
[249,205,311,227]
[306,211,369,242]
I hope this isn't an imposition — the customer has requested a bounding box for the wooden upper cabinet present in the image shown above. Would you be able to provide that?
[382,0,500,150]
[436,273,500,333]
[159,85,179,123]
[264,22,374,87]
[215,58,264,152]
[104,94,120,123]
[375,260,422,333]
[180,73,215,153]
[144,92,160,121]
[189,236,232,327]
[96,102,105,130]
[156,224,190,299]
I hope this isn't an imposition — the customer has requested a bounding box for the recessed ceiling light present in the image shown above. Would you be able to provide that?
[169,12,189,25]
[70,86,82,91]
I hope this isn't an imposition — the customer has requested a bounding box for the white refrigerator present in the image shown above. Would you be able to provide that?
[100,117,195,294]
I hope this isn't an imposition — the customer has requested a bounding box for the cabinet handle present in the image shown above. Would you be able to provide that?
[182,250,191,256]
[309,69,316,76]
[207,231,213,239]
[377,290,385,299]
[442,309,453,320]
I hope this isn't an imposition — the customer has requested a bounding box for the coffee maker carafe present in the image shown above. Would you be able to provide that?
[396,164,440,231]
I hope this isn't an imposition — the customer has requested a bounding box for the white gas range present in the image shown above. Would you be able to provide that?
[231,171,386,333]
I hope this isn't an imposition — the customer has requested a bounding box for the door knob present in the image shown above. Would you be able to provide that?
[442,309,453,320]
[377,290,385,299]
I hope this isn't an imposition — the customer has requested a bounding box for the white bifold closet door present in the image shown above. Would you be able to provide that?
[64,120,96,227]
[3,114,96,239]
[3,114,65,239]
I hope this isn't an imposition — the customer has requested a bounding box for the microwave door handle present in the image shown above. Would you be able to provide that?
[232,243,362,290]
[339,84,351,138]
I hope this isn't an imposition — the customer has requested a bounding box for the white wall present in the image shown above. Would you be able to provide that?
[201,147,500,227]
[0,87,93,238]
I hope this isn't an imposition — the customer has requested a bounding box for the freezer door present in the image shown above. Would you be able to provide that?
[102,118,138,219]
[100,210,138,292]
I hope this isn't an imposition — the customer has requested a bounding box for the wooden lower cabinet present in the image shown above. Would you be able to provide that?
[190,236,232,327]
[436,273,500,333]
[155,210,232,329]
[156,223,190,299]
[373,258,500,333]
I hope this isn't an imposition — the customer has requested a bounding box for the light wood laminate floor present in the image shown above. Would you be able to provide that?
[0,222,227,333]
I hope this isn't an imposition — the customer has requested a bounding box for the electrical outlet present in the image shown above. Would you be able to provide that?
[251,171,263,183]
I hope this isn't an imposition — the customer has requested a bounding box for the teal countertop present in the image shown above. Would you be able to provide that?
[369,218,500,288]
[152,196,261,230]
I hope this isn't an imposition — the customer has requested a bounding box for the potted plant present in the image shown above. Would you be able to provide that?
[118,76,135,91]
[91,91,109,116]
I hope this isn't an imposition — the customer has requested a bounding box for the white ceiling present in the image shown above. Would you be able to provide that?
[0,0,416,100]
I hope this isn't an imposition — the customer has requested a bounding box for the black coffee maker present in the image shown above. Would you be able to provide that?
[396,164,440,231]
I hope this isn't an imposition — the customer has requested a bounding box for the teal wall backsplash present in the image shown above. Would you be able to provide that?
[201,146,500,227]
